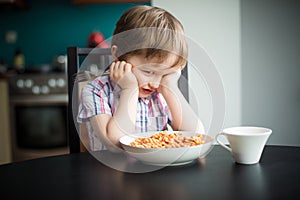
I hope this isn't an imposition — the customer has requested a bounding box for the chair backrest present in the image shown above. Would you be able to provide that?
[67,47,112,153]
[67,46,189,153]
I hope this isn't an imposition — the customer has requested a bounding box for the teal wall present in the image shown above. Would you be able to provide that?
[0,0,150,68]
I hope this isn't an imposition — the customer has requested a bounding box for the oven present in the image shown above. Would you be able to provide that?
[8,73,69,162]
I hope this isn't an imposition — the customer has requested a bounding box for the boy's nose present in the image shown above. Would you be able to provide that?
[148,76,162,89]
[149,81,160,89]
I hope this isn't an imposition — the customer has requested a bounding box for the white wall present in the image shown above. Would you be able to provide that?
[152,0,241,137]
[241,0,300,146]
[153,0,300,146]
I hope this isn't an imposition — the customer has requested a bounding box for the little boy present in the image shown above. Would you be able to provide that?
[78,5,204,152]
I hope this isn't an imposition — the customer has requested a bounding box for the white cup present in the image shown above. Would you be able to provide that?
[216,126,272,165]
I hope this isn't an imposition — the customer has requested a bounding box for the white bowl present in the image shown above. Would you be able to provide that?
[120,131,214,166]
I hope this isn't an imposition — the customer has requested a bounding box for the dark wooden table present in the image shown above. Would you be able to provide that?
[0,145,299,200]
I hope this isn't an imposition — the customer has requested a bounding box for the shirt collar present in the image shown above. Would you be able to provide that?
[140,97,150,104]
[139,91,158,104]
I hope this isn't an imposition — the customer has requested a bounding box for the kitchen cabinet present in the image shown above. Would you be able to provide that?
[72,0,150,5]
[0,79,12,164]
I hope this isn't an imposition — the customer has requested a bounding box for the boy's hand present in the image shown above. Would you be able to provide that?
[158,67,182,92]
[110,61,138,90]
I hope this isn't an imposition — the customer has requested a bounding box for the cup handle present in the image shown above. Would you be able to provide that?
[216,132,232,153]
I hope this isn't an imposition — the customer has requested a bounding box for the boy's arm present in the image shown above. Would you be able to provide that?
[90,61,138,151]
[90,87,138,152]
[107,87,138,146]
[159,69,205,133]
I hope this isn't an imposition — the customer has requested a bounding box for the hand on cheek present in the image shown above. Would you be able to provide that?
[159,68,182,92]
[110,61,138,90]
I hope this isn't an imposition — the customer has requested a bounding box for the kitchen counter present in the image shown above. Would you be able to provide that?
[0,70,19,80]
[0,73,10,80]
[0,145,299,200]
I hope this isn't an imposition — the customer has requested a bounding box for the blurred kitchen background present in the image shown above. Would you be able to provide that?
[0,0,299,164]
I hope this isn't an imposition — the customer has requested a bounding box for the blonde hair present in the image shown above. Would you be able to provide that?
[112,5,187,67]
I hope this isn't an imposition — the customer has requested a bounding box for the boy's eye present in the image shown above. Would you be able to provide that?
[142,70,154,75]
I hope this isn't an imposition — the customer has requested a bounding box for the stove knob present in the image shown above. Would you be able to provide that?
[16,79,24,88]
[25,79,33,88]
[32,86,40,94]
[48,78,56,88]
[56,78,66,88]
[41,85,50,94]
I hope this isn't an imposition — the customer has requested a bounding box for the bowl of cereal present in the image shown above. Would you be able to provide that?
[119,131,214,166]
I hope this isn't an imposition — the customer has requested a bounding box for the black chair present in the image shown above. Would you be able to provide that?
[67,46,189,153]
[67,47,112,153]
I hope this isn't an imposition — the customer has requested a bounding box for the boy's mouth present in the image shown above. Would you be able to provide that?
[141,88,154,95]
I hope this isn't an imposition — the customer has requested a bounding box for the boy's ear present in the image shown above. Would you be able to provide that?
[111,45,118,61]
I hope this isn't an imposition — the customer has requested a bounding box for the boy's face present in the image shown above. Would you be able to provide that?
[126,54,180,98]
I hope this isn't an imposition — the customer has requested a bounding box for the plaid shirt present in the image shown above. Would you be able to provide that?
[77,75,172,150]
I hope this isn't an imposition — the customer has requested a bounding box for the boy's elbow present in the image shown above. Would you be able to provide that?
[105,134,122,152]
[106,143,123,153]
